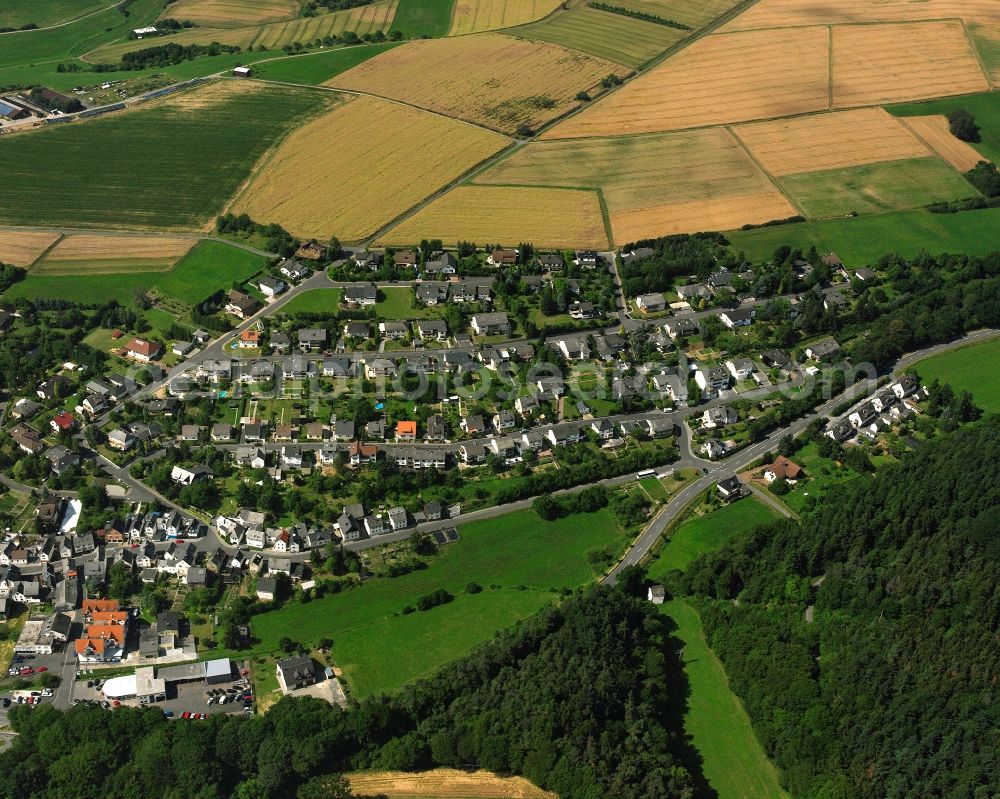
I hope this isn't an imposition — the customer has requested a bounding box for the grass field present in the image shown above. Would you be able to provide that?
[733,108,931,177]
[513,5,683,68]
[722,0,1000,31]
[0,231,61,267]
[348,769,556,798]
[250,42,402,83]
[913,337,1000,412]
[449,0,561,35]
[32,235,197,275]
[545,26,830,138]
[158,0,301,27]
[778,441,863,513]
[477,127,794,243]
[831,21,990,108]
[391,0,455,37]
[0,0,163,71]
[897,115,987,172]
[662,600,789,799]
[86,1,398,61]
[728,206,1000,266]
[776,157,978,218]
[329,32,625,134]
[0,82,331,229]
[379,185,609,249]
[225,507,625,696]
[971,24,1000,87]
[276,288,341,315]
[231,95,509,242]
[5,240,266,305]
[646,497,779,579]
[888,91,1000,166]
[0,0,108,29]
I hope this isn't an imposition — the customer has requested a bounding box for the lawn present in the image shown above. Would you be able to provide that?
[661,599,789,799]
[779,441,864,513]
[913,337,1000,412]
[251,43,403,84]
[727,206,1000,267]
[376,286,443,320]
[390,0,455,38]
[887,91,1000,166]
[5,240,267,305]
[646,497,780,579]
[777,157,978,218]
[639,476,668,501]
[0,82,332,229]
[215,507,625,697]
[278,288,342,315]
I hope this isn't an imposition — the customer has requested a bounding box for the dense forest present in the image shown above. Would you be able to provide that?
[0,588,695,799]
[678,416,1000,799]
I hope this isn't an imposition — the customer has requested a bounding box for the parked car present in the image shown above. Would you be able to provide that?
[163,710,174,718]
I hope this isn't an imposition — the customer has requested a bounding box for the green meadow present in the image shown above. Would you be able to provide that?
[390,0,455,38]
[913,337,1000,413]
[215,507,627,697]
[278,288,343,315]
[252,43,403,84]
[887,90,1000,166]
[727,206,1000,267]
[0,83,331,229]
[0,0,108,30]
[6,240,267,305]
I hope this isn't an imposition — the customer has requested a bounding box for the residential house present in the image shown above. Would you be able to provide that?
[726,359,755,381]
[258,276,286,298]
[574,250,599,268]
[716,476,743,500]
[341,284,377,306]
[493,410,516,432]
[719,307,755,329]
[124,338,162,363]
[425,414,448,442]
[635,293,667,313]
[416,319,448,341]
[170,465,212,486]
[343,321,370,340]
[470,313,510,336]
[379,321,409,340]
[225,290,260,319]
[276,656,318,692]
[487,248,518,267]
[346,440,378,468]
[545,424,581,448]
[805,339,841,361]
[664,318,698,339]
[238,329,261,349]
[298,328,327,352]
[702,406,738,429]
[694,365,730,395]
[416,282,449,305]
[764,455,802,483]
[395,421,417,442]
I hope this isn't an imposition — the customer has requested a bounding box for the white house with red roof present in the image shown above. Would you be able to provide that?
[124,338,162,363]
[49,410,76,434]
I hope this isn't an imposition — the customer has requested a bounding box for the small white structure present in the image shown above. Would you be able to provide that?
[233,66,251,77]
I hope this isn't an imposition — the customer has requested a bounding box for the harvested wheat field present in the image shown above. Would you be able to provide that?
[0,231,61,267]
[898,115,988,172]
[609,0,743,29]
[613,192,798,244]
[543,27,830,139]
[329,33,625,134]
[158,0,301,27]
[348,769,556,799]
[231,96,509,242]
[379,186,609,249]
[476,127,787,242]
[33,235,197,274]
[449,0,562,35]
[733,108,931,176]
[832,21,990,108]
[722,0,1000,31]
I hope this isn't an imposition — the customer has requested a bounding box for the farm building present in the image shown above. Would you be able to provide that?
[0,99,28,121]
[233,66,252,78]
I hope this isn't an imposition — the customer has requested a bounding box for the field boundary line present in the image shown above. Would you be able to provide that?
[725,125,807,218]
[827,25,834,109]
[718,15,970,34]
[960,18,994,85]
[595,188,615,249]
[26,233,66,271]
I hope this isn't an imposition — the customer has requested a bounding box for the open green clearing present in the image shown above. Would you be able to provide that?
[513,5,681,68]
[214,507,626,697]
[251,43,403,84]
[0,0,108,30]
[390,0,454,38]
[778,441,863,514]
[278,288,342,315]
[777,157,977,219]
[376,286,441,320]
[727,206,1000,267]
[888,91,1000,166]
[646,497,779,579]
[913,337,1000,412]
[0,83,331,229]
[6,240,267,305]
[970,28,1000,92]
[0,0,163,71]
[639,476,669,501]
[661,599,789,799]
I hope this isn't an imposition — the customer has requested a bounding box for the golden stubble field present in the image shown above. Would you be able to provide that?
[328,33,627,134]
[449,0,562,35]
[158,0,302,27]
[831,20,990,107]
[348,769,557,799]
[231,96,510,242]
[378,186,609,249]
[542,26,831,138]
[898,115,988,172]
[722,0,1000,31]
[732,108,932,176]
[33,235,197,274]
[476,126,793,242]
[0,231,61,267]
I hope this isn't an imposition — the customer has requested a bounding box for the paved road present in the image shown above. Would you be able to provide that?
[602,328,1000,584]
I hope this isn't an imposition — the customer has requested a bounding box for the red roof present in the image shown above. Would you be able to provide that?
[396,421,417,436]
[769,455,802,480]
[52,410,75,430]
[125,338,160,358]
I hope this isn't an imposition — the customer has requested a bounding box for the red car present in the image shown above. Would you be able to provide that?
[36,667,47,673]
[181,712,191,719]
[19,668,34,676]
[112,700,121,707]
